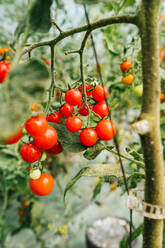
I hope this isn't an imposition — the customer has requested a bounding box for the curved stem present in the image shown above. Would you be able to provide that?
[24,14,137,55]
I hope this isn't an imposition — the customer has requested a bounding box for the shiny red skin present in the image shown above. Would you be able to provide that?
[59,103,74,118]
[33,125,58,150]
[66,116,82,132]
[4,126,23,145]
[30,173,54,196]
[46,141,63,155]
[25,115,48,136]
[93,102,110,118]
[20,143,42,163]
[65,89,82,106]
[80,128,98,147]
[79,84,92,96]
[46,112,61,124]
[120,60,133,72]
[92,85,108,101]
[96,120,116,140]
[78,101,92,116]
[0,61,11,83]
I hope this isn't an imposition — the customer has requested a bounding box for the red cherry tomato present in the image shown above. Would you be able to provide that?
[79,83,92,96]
[46,112,61,124]
[93,102,110,118]
[25,115,48,136]
[30,173,54,196]
[46,141,63,155]
[96,120,116,140]
[120,60,133,72]
[45,59,50,65]
[80,128,97,146]
[33,125,58,150]
[65,89,82,106]
[0,60,11,83]
[92,85,108,101]
[78,101,92,116]
[18,210,24,216]
[20,143,42,163]
[59,103,74,118]
[66,116,82,132]
[3,126,23,145]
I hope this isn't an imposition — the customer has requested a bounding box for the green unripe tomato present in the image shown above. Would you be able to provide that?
[130,163,137,170]
[133,84,143,96]
[30,168,41,180]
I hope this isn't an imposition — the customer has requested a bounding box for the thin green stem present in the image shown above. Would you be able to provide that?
[105,147,144,168]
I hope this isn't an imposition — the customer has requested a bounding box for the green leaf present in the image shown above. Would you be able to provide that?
[92,180,102,200]
[64,167,88,201]
[160,67,165,80]
[83,142,105,160]
[125,147,143,161]
[52,122,86,153]
[28,0,53,33]
[64,164,129,200]
[14,18,27,42]
[120,224,143,248]
[121,0,136,9]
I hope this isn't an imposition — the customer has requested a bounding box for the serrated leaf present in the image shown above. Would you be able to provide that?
[125,147,143,161]
[83,142,105,160]
[64,167,88,201]
[52,122,86,153]
[28,0,53,33]
[120,224,143,248]
[64,164,129,201]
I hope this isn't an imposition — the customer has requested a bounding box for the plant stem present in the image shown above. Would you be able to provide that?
[105,147,144,168]
[137,0,164,247]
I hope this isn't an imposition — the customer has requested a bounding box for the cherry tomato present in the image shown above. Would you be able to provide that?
[20,143,42,163]
[46,112,61,124]
[30,173,54,196]
[0,60,11,83]
[3,126,23,145]
[96,120,116,140]
[79,83,92,96]
[93,102,109,118]
[25,115,48,136]
[30,168,41,180]
[23,200,30,207]
[78,101,92,116]
[133,84,143,96]
[59,103,74,118]
[80,128,98,146]
[31,103,41,112]
[66,116,82,132]
[122,74,134,85]
[18,210,24,216]
[33,125,58,150]
[92,85,108,101]
[160,93,165,102]
[120,60,133,72]
[45,59,50,65]
[46,141,63,155]
[65,89,82,106]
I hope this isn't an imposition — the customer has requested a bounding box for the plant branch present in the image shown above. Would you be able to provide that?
[45,45,55,114]
[23,14,137,54]
[51,18,63,33]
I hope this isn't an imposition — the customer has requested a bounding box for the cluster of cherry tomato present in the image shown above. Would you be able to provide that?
[120,59,134,85]
[54,83,117,147]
